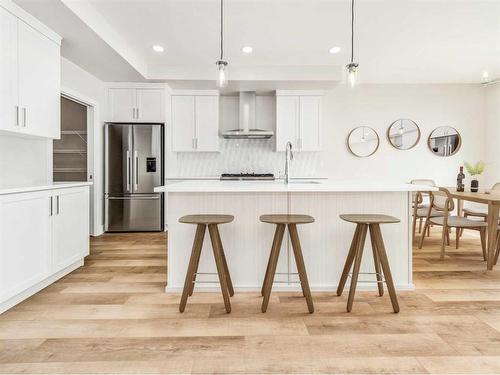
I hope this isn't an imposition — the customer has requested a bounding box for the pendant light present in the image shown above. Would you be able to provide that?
[216,0,228,88]
[346,0,358,88]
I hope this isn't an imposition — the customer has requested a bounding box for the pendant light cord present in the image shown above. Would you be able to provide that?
[350,0,354,63]
[220,0,224,60]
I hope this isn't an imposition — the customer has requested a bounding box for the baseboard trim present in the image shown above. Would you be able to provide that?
[165,283,415,293]
[0,259,84,314]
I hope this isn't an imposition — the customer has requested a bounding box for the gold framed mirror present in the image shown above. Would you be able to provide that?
[428,126,461,157]
[347,126,380,158]
[387,119,421,150]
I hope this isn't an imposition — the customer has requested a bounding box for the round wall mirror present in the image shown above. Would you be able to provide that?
[428,126,461,157]
[387,119,421,150]
[347,126,380,158]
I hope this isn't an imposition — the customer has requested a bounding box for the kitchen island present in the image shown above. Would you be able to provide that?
[155,180,436,292]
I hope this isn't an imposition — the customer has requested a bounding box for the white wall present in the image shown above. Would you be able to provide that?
[168,84,487,187]
[484,83,500,186]
[60,57,106,234]
[0,135,50,187]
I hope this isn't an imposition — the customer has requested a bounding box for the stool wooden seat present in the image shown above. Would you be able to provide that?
[338,214,400,313]
[260,214,315,225]
[259,214,314,313]
[178,214,234,313]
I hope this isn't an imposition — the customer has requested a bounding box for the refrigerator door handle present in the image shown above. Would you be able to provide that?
[107,196,160,200]
[134,151,139,191]
[126,150,131,192]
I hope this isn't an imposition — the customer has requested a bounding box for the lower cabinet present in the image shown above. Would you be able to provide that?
[0,185,89,312]
[52,187,89,272]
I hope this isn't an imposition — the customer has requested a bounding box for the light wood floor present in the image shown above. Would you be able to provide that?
[1,229,500,374]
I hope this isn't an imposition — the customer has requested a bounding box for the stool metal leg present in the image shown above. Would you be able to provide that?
[347,224,368,312]
[337,224,361,296]
[262,224,286,313]
[214,225,234,297]
[180,224,206,313]
[288,224,314,313]
[369,225,384,297]
[371,224,400,313]
[208,224,232,313]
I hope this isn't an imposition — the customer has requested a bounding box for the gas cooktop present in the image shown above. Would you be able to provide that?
[220,173,275,181]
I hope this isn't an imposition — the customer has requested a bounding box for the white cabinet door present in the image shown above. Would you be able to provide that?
[276,95,299,151]
[17,20,60,138]
[0,191,51,302]
[52,187,89,272]
[171,95,195,151]
[299,96,321,151]
[195,95,219,152]
[108,88,136,122]
[0,7,18,133]
[136,89,164,123]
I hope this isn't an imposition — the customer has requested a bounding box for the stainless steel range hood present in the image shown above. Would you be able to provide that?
[221,92,274,139]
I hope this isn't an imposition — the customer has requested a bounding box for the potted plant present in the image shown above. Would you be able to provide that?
[464,161,485,192]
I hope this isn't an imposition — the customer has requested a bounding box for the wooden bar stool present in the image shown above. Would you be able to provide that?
[178,214,234,313]
[337,214,400,313]
[260,214,315,314]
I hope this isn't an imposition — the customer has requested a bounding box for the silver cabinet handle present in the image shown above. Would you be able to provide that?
[15,106,19,126]
[126,150,131,191]
[132,108,135,120]
[56,196,60,215]
[134,151,139,191]
[195,138,198,149]
[136,107,139,120]
[192,138,195,149]
[49,196,53,216]
[22,107,27,127]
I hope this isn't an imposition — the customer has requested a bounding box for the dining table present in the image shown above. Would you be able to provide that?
[445,187,500,270]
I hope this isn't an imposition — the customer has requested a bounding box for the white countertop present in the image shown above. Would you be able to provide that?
[154,179,438,193]
[0,181,92,196]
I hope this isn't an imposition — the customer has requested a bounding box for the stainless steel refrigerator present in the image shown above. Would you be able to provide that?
[105,123,164,232]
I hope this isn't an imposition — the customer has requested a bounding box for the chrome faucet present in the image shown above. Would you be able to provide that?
[284,141,293,184]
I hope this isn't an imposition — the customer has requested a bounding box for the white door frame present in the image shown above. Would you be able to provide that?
[60,86,102,236]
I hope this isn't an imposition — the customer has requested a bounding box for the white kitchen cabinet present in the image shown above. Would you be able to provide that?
[137,89,165,122]
[276,91,322,152]
[51,187,89,272]
[0,3,61,139]
[276,96,299,151]
[195,96,219,151]
[108,88,165,123]
[18,19,60,138]
[108,88,136,122]
[0,184,90,313]
[171,95,195,151]
[0,6,18,133]
[0,191,51,303]
[171,93,219,152]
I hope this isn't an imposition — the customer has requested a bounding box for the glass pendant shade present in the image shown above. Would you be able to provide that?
[216,60,228,88]
[346,62,358,88]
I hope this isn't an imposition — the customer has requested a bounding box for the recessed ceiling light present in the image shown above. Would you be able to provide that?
[152,45,164,53]
[242,46,253,54]
[329,46,341,54]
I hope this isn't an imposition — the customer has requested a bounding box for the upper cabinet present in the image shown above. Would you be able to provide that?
[0,4,61,139]
[275,90,322,152]
[107,87,165,123]
[171,91,219,152]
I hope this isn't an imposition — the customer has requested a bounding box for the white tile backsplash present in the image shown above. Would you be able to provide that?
[172,138,322,178]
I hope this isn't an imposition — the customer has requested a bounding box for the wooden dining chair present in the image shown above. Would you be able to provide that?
[463,182,500,220]
[419,187,487,260]
[410,179,437,242]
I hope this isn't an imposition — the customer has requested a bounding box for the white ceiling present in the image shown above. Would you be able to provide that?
[14,0,500,85]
